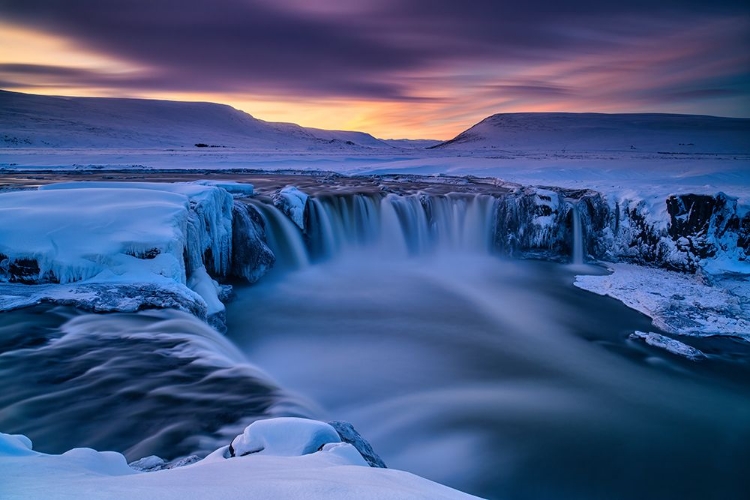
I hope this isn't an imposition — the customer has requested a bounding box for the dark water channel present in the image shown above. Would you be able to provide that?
[226,254,750,500]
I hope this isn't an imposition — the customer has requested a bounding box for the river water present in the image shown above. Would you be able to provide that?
[1,192,749,499]
[225,253,750,499]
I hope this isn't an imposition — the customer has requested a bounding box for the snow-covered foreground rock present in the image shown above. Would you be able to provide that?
[575,263,750,341]
[0,418,478,500]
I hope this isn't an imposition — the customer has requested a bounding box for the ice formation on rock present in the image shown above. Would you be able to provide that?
[273,186,309,230]
[629,331,706,361]
[0,182,241,324]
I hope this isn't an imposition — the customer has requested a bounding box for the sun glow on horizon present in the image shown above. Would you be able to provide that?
[2,13,747,140]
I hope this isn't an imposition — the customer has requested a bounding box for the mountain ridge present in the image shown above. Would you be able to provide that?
[0,90,395,151]
[431,112,750,154]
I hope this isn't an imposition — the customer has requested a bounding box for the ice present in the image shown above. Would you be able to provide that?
[192,180,255,196]
[187,266,224,317]
[574,263,750,339]
[0,281,208,318]
[0,182,235,320]
[629,331,706,361]
[0,187,189,284]
[273,186,309,230]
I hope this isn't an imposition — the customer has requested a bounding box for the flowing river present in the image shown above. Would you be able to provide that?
[1,191,749,499]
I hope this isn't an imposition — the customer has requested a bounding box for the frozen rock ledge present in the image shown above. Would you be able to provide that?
[0,182,263,329]
[574,263,750,341]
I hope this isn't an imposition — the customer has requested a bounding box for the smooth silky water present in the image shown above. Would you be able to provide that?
[227,193,750,499]
[1,192,748,499]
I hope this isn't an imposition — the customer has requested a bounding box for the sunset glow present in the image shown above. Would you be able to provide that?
[1,1,748,139]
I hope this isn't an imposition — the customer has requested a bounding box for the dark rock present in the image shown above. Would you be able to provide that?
[328,420,387,468]
[0,257,57,284]
[231,202,275,283]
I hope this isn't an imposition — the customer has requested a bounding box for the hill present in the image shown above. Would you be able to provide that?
[0,90,394,151]
[431,113,750,154]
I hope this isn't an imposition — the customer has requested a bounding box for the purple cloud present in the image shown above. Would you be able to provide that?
[0,0,747,115]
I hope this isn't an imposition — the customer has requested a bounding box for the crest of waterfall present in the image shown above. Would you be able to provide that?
[246,200,310,270]
[307,193,500,261]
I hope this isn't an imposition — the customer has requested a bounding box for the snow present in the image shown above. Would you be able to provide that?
[0,182,235,319]
[273,186,309,230]
[629,331,706,361]
[230,417,344,458]
[0,434,35,457]
[0,90,397,151]
[187,266,225,317]
[0,420,479,500]
[0,92,747,499]
[0,281,208,318]
[574,263,750,340]
[432,112,750,155]
[0,187,190,284]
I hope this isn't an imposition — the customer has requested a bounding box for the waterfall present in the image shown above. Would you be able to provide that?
[245,200,309,270]
[248,193,500,268]
[570,202,585,265]
[308,193,499,260]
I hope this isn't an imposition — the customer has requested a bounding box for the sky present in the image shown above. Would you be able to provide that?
[0,0,748,139]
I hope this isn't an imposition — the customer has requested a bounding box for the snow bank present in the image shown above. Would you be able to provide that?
[0,281,208,318]
[0,419,478,500]
[192,180,255,197]
[40,181,235,278]
[0,182,235,321]
[0,187,189,284]
[575,263,750,340]
[229,417,343,458]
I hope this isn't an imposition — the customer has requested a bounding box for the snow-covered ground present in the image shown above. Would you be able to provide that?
[0,90,398,151]
[430,112,750,155]
[575,263,750,341]
[0,418,477,500]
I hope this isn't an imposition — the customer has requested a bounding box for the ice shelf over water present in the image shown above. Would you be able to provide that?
[575,263,750,340]
[0,182,235,320]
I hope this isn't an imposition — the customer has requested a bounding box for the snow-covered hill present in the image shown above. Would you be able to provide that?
[432,113,750,154]
[0,90,394,151]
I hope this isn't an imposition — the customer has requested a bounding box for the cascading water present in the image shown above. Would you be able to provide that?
[570,202,585,265]
[5,182,748,500]
[246,199,309,270]
[263,192,500,265]
[226,188,750,500]
[0,306,316,461]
